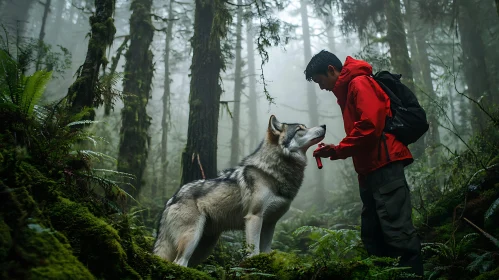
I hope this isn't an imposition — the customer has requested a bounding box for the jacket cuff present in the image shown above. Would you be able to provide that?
[329,145,340,160]
[330,145,349,160]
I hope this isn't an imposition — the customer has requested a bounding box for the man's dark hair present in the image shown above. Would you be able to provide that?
[304,50,343,81]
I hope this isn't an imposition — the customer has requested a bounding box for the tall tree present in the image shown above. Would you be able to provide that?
[457,0,493,133]
[161,0,175,198]
[384,0,427,157]
[117,0,154,198]
[180,0,230,185]
[48,0,65,44]
[300,0,325,206]
[404,0,440,163]
[246,20,259,152]
[230,0,244,166]
[384,0,414,90]
[36,0,51,71]
[66,0,116,120]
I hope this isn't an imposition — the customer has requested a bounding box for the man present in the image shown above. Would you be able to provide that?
[305,50,423,277]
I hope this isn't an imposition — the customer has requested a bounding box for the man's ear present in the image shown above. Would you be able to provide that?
[327,65,336,73]
[267,115,282,141]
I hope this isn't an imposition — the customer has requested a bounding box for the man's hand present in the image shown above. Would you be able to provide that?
[313,143,337,158]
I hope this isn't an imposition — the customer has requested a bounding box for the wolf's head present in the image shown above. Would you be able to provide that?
[266,115,326,158]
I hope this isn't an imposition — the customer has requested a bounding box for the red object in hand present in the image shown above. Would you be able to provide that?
[315,143,325,169]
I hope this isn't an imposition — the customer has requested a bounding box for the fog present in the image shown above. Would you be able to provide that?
[1,0,496,209]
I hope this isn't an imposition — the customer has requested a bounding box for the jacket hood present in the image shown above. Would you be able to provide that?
[332,56,373,107]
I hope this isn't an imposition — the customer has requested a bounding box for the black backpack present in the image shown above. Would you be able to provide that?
[371,71,429,146]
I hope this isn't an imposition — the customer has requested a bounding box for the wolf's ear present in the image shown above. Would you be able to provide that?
[268,115,282,139]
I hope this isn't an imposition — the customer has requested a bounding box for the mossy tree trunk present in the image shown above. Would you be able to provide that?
[300,0,325,207]
[161,0,175,197]
[117,0,154,198]
[457,0,492,134]
[246,17,259,152]
[384,0,425,158]
[66,0,116,121]
[230,0,244,166]
[180,0,229,186]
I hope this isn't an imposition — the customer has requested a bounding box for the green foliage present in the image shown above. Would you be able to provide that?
[0,49,52,116]
[292,226,363,261]
[0,45,213,280]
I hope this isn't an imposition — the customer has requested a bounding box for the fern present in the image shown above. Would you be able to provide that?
[77,171,137,203]
[467,251,495,274]
[0,49,52,116]
[21,69,52,115]
[66,120,102,127]
[74,150,117,164]
[92,168,136,180]
[293,226,361,260]
[485,197,499,224]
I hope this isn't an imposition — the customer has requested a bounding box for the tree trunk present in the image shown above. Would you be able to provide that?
[401,0,422,86]
[384,0,425,158]
[180,0,227,186]
[36,0,51,71]
[66,0,116,121]
[161,0,175,198]
[230,0,244,166]
[448,84,458,146]
[404,0,441,164]
[0,0,36,37]
[496,0,499,18]
[117,0,154,198]
[246,17,259,152]
[384,0,414,89]
[415,28,440,151]
[48,0,65,44]
[457,0,492,133]
[300,0,325,207]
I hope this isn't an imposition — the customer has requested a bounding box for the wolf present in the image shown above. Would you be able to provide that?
[153,115,326,267]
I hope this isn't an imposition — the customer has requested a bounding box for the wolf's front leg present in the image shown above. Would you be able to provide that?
[259,221,276,253]
[244,214,263,256]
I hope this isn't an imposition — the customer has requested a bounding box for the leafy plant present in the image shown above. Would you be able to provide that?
[292,226,363,262]
[0,49,52,116]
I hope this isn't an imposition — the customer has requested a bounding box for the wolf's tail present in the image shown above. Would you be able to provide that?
[152,207,176,261]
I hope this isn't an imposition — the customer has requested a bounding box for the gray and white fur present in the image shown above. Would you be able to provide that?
[153,115,326,267]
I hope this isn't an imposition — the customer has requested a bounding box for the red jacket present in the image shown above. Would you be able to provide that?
[329,56,413,175]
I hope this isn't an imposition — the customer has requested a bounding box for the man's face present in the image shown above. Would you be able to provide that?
[312,65,340,92]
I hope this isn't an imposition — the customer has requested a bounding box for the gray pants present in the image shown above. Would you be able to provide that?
[359,161,424,278]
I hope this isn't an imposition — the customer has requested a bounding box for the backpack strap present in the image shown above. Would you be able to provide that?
[378,131,391,162]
